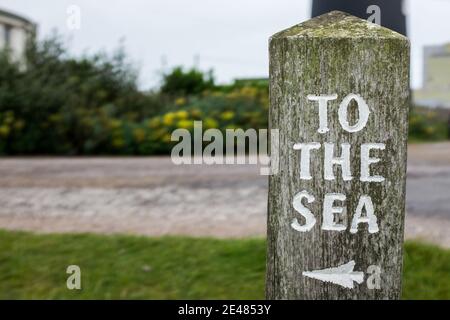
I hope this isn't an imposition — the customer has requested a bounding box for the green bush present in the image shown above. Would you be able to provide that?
[0,35,270,155]
[409,107,448,142]
[1,34,447,156]
[0,35,166,155]
[161,66,215,97]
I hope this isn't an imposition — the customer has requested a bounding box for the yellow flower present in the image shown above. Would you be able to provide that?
[220,111,235,121]
[226,91,239,99]
[175,97,186,106]
[133,128,146,142]
[240,86,258,97]
[112,138,125,148]
[204,118,219,129]
[4,112,14,124]
[148,117,161,129]
[48,114,62,123]
[109,119,122,129]
[162,133,172,143]
[175,110,189,120]
[163,112,176,126]
[0,125,10,137]
[152,128,167,139]
[177,119,193,129]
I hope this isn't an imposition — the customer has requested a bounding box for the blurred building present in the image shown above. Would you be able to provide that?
[0,8,36,63]
[414,43,450,109]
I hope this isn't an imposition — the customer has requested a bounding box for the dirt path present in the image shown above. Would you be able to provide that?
[0,142,449,246]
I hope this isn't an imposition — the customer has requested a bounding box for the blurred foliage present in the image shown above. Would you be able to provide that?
[161,66,215,97]
[0,35,447,155]
[409,106,448,142]
[0,35,268,155]
[0,35,167,155]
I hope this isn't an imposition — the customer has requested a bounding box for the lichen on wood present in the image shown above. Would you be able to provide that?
[266,11,410,300]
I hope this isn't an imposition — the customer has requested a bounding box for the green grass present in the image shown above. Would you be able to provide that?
[403,241,450,299]
[0,230,449,299]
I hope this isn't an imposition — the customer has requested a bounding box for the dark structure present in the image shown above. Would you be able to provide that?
[312,0,407,35]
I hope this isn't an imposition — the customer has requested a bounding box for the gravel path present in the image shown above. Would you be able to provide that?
[0,143,449,246]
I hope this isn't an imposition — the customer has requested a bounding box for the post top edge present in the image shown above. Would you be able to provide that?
[270,11,408,41]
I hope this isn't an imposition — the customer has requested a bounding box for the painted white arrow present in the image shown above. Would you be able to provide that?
[302,260,364,289]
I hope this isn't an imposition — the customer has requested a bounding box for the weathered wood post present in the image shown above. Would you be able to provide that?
[266,11,410,299]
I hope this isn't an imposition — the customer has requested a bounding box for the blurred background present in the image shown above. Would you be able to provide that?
[0,0,448,299]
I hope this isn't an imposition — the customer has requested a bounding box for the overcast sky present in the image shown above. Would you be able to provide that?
[2,0,450,89]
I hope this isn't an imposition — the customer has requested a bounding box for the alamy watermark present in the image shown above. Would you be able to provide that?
[170,121,279,176]
[66,5,81,30]
[66,265,81,290]
[367,5,381,25]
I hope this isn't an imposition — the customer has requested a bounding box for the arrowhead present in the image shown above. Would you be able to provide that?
[302,260,364,289]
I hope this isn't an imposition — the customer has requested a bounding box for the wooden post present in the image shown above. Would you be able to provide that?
[266,11,410,299]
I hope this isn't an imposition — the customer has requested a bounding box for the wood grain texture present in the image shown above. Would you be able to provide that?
[266,11,410,300]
